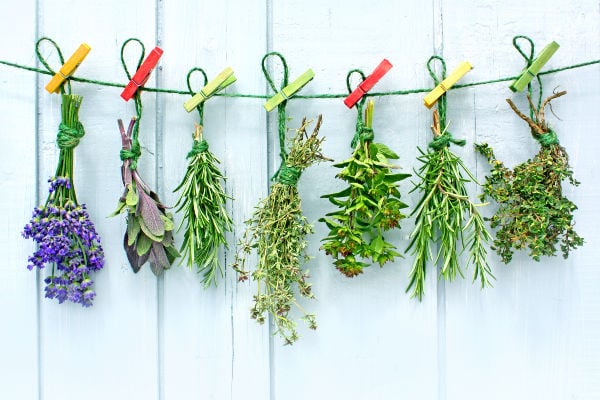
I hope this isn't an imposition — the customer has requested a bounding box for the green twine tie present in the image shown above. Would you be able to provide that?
[536,130,559,146]
[429,132,466,151]
[347,69,375,148]
[277,165,301,186]
[120,141,141,170]
[513,35,543,119]
[187,139,209,158]
[56,122,84,150]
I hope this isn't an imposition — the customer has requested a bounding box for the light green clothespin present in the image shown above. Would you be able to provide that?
[510,41,559,92]
[263,69,315,112]
[183,67,236,112]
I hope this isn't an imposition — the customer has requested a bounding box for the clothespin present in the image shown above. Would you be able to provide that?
[120,47,163,101]
[424,61,472,108]
[45,43,91,93]
[509,41,559,92]
[264,69,315,112]
[183,67,237,112]
[344,59,393,108]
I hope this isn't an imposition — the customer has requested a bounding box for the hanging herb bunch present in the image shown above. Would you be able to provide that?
[406,56,493,301]
[110,39,179,275]
[475,36,583,263]
[321,70,409,277]
[233,52,329,344]
[173,67,234,287]
[22,38,104,307]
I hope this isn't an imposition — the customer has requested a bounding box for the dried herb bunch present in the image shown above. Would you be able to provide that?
[321,100,409,277]
[407,110,493,300]
[476,91,583,263]
[233,116,327,344]
[111,118,180,274]
[173,124,233,287]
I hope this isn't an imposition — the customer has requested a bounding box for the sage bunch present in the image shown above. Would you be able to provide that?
[406,110,493,300]
[321,100,409,277]
[233,116,327,345]
[111,118,179,274]
[173,124,233,287]
[476,91,583,263]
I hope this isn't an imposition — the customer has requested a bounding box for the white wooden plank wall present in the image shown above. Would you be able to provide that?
[0,1,598,399]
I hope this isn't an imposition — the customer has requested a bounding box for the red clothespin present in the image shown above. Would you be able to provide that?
[120,47,163,101]
[344,59,393,108]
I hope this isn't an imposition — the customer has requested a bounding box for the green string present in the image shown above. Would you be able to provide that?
[346,69,374,148]
[262,52,290,182]
[513,35,544,121]
[426,56,466,150]
[186,67,208,125]
[35,37,70,95]
[1,37,597,99]
[57,122,85,150]
[187,139,209,158]
[277,165,301,186]
[536,129,559,146]
[120,38,146,169]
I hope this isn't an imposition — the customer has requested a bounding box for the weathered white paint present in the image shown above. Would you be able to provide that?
[0,1,598,399]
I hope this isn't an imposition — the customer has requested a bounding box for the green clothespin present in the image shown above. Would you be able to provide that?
[263,69,315,112]
[509,41,559,92]
[183,67,236,112]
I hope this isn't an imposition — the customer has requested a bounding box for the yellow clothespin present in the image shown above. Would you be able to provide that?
[45,43,91,94]
[183,67,236,112]
[424,61,472,108]
[264,69,314,112]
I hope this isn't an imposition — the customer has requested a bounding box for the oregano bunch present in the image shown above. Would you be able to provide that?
[476,90,583,263]
[321,99,409,277]
[233,116,327,345]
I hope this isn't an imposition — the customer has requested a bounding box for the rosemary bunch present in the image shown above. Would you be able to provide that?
[476,91,583,263]
[111,118,180,275]
[321,100,409,277]
[173,124,233,287]
[233,116,327,345]
[406,110,493,300]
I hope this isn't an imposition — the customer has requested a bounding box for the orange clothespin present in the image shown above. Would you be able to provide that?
[120,47,163,101]
[344,59,393,108]
[45,43,91,94]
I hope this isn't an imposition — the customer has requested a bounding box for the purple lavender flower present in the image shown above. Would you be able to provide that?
[23,177,104,307]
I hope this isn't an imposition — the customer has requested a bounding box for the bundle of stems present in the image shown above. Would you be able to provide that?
[406,110,493,301]
[321,100,409,277]
[476,91,583,263]
[233,116,328,345]
[173,124,233,287]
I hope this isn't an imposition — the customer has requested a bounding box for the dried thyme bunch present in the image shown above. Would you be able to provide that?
[111,118,180,274]
[476,90,583,263]
[173,124,233,287]
[233,116,327,345]
[321,99,409,277]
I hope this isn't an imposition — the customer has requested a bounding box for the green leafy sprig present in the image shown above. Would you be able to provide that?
[111,118,180,275]
[476,91,583,263]
[173,124,233,287]
[233,116,328,345]
[406,110,493,301]
[320,100,409,277]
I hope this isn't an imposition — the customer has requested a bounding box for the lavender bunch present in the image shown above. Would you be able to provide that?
[22,94,104,307]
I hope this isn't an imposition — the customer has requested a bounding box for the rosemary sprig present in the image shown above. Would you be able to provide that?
[406,110,493,301]
[173,124,233,287]
[320,100,409,277]
[233,116,327,345]
[476,91,583,263]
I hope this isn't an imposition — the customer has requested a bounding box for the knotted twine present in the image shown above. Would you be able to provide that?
[512,36,559,147]
[346,69,374,148]
[262,52,301,186]
[426,56,466,151]
[119,38,147,170]
[185,67,210,158]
